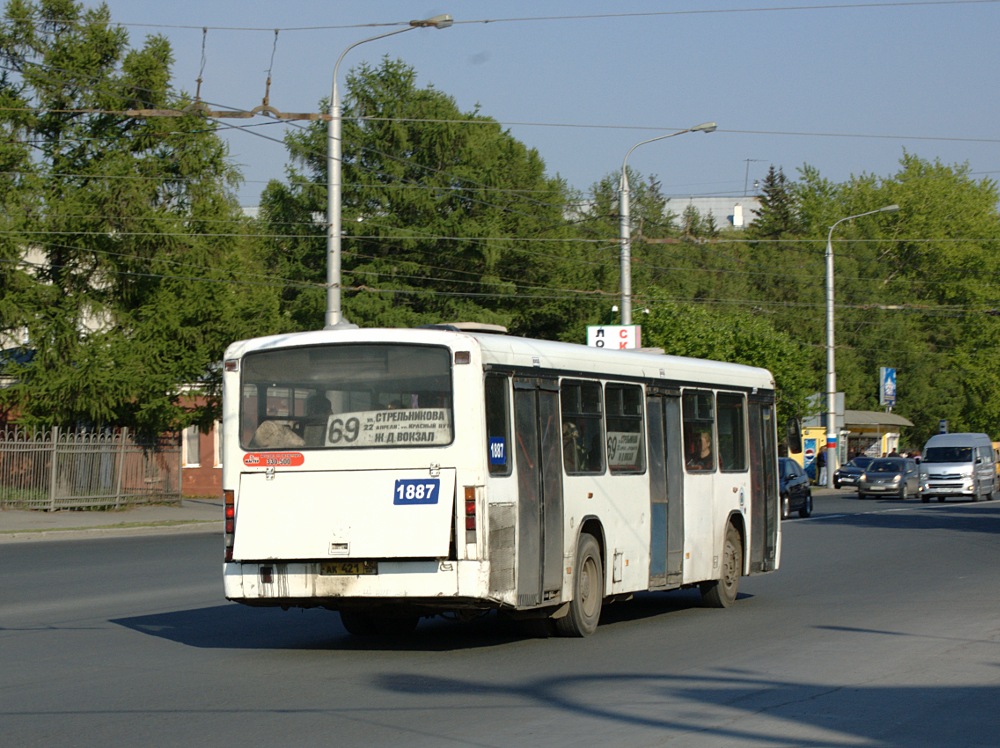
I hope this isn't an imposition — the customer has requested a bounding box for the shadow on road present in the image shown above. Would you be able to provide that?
[112,586,713,652]
[369,668,1000,746]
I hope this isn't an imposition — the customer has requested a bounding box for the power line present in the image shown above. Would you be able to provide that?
[93,1,1000,33]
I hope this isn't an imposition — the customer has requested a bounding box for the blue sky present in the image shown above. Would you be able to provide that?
[93,1,1000,205]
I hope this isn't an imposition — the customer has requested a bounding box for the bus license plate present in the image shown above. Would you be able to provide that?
[320,560,377,576]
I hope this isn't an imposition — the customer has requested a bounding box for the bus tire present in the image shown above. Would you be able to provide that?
[701,523,742,609]
[373,611,419,636]
[339,608,376,636]
[555,534,603,637]
[342,606,419,636]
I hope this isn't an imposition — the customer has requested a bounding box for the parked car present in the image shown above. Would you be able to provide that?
[833,456,874,489]
[779,457,813,518]
[858,457,920,500]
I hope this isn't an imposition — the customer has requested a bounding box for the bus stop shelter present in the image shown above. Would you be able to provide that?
[842,410,914,458]
[796,410,914,480]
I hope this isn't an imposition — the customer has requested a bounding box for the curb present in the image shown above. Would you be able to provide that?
[0,519,222,544]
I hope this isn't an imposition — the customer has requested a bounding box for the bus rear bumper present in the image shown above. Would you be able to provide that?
[224,559,494,611]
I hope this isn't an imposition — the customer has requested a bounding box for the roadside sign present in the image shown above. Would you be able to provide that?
[587,325,641,350]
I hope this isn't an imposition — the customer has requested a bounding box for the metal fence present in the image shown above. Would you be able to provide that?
[0,427,182,510]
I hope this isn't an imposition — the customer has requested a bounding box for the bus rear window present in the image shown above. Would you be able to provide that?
[239,344,453,450]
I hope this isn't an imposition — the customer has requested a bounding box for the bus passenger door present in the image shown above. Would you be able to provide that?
[647,389,685,588]
[748,393,779,572]
[513,377,564,607]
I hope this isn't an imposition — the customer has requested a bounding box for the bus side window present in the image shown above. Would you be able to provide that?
[683,390,716,472]
[606,383,645,474]
[716,392,747,472]
[560,380,605,475]
[485,375,511,476]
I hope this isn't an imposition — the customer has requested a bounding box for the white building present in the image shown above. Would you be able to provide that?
[670,195,762,229]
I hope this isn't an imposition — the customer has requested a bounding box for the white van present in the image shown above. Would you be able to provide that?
[919,432,997,502]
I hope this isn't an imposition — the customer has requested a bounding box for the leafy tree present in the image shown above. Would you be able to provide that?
[572,170,679,324]
[824,155,1000,443]
[761,154,1000,445]
[259,57,587,339]
[740,166,820,342]
[0,0,279,435]
[638,300,813,426]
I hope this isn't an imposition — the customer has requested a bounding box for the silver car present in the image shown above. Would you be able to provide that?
[858,457,920,500]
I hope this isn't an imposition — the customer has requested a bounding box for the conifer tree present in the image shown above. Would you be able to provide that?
[749,165,800,239]
[0,0,278,435]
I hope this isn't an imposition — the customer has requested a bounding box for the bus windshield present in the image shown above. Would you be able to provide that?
[239,343,453,450]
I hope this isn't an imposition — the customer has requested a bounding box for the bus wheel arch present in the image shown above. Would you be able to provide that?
[700,517,744,609]
[555,523,605,637]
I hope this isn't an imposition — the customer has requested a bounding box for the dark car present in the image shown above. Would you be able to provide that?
[858,457,920,500]
[779,457,813,519]
[833,456,874,489]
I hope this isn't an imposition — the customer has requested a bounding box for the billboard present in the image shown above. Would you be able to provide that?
[879,367,897,407]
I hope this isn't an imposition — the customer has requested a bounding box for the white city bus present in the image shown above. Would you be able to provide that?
[221,324,781,636]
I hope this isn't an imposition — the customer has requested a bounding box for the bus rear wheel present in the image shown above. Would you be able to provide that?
[700,524,742,608]
[340,606,419,636]
[339,608,376,636]
[555,534,603,637]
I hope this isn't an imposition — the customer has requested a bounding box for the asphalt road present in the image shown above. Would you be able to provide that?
[3,490,999,747]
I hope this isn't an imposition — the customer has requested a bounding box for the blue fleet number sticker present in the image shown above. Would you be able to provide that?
[488,436,507,466]
[393,478,440,505]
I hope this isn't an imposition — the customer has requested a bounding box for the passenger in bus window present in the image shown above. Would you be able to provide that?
[299,394,332,446]
[687,428,715,471]
[306,394,332,417]
[563,422,584,472]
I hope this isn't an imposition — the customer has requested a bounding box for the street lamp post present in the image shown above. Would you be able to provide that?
[325,15,453,330]
[619,122,716,325]
[825,203,899,487]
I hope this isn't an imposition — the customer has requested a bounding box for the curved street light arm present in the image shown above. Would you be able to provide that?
[618,122,717,325]
[325,16,453,329]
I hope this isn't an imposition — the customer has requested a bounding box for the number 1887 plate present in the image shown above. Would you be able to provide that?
[393,478,440,505]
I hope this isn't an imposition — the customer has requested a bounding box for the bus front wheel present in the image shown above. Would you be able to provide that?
[555,534,603,637]
[700,523,742,608]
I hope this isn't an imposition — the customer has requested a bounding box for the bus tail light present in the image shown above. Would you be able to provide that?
[464,486,477,543]
[224,489,235,562]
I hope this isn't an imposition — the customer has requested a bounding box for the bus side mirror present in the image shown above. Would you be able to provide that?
[786,418,802,455]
